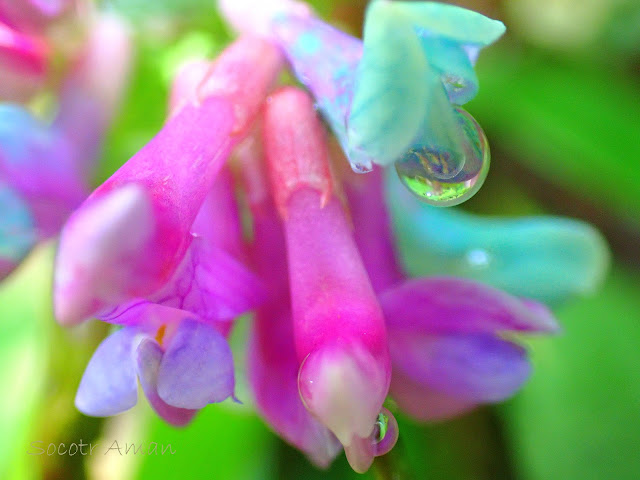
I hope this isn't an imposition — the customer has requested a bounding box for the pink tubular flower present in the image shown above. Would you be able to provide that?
[76,169,252,425]
[263,87,397,473]
[240,134,342,468]
[73,57,266,426]
[343,167,559,422]
[53,36,282,325]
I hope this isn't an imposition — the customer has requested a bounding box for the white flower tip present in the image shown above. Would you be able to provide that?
[54,184,154,325]
[298,344,388,447]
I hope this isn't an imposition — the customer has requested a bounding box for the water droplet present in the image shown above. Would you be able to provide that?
[394,107,490,206]
[371,408,398,456]
[347,146,374,173]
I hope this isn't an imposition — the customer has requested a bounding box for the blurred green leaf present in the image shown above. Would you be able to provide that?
[135,405,277,480]
[0,247,52,479]
[470,46,640,224]
[397,410,514,480]
[501,266,640,480]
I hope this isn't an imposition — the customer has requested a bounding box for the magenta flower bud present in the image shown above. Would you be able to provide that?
[54,36,282,325]
[263,87,395,473]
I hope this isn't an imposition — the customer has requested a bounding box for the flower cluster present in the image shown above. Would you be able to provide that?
[1,0,609,474]
[0,2,132,279]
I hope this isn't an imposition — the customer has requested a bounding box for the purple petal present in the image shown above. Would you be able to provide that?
[157,319,235,408]
[380,277,559,335]
[390,367,477,422]
[75,327,141,416]
[152,236,266,323]
[135,338,197,426]
[389,331,531,403]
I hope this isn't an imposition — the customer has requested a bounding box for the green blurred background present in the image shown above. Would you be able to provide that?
[1,0,639,479]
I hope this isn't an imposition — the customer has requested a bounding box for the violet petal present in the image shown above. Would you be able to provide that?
[135,338,197,426]
[390,367,477,422]
[380,277,559,335]
[75,327,140,416]
[157,319,235,408]
[152,236,266,323]
[389,331,531,403]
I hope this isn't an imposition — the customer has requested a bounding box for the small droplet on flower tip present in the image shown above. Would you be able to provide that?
[372,408,398,457]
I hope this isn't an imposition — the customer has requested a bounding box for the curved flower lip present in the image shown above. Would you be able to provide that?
[263,88,392,472]
[136,338,197,426]
[298,342,389,447]
[76,314,236,425]
[53,97,236,325]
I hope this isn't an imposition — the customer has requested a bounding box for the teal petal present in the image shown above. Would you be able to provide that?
[393,0,506,47]
[0,182,37,279]
[386,175,610,304]
[0,104,53,166]
[347,0,429,167]
[418,36,478,105]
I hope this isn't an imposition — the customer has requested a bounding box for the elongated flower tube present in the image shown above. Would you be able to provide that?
[219,0,504,206]
[95,59,265,331]
[386,174,611,304]
[0,13,131,279]
[263,87,396,473]
[343,167,559,421]
[239,135,342,468]
[54,36,282,325]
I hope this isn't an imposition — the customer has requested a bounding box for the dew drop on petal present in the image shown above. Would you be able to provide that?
[394,107,490,206]
[371,408,399,457]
